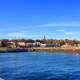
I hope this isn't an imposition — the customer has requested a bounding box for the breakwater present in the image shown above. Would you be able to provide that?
[0,47,28,53]
[0,47,80,53]
[29,47,80,53]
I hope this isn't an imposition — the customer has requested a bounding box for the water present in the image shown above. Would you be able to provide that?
[0,52,80,80]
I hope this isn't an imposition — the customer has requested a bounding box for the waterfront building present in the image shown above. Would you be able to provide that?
[17,42,26,48]
[40,43,46,47]
[77,44,80,48]
[46,44,60,48]
[26,43,34,48]
[7,41,16,48]
[0,41,2,47]
[61,43,71,48]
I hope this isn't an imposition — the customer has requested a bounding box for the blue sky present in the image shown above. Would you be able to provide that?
[0,0,80,40]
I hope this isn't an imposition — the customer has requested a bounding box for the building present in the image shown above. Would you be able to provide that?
[17,42,26,48]
[0,41,2,47]
[61,43,73,48]
[40,43,46,47]
[46,44,60,48]
[7,41,16,48]
[77,43,80,48]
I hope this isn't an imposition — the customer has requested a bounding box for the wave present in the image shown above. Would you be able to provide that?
[0,78,4,80]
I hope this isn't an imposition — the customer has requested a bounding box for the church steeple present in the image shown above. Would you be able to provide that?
[43,35,46,40]
[43,35,46,44]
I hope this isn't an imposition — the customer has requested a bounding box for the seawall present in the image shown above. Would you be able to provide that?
[28,47,80,53]
[0,47,80,53]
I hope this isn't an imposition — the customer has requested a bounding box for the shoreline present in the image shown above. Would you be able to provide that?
[0,47,80,53]
[0,47,28,53]
[29,47,80,53]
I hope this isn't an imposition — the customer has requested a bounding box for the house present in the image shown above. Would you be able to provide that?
[1,40,9,47]
[17,42,26,48]
[61,43,72,48]
[77,44,80,48]
[46,44,60,48]
[0,41,2,47]
[1,40,16,48]
[40,43,46,47]
[26,43,34,48]
[7,41,16,48]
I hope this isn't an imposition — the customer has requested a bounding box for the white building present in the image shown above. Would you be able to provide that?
[0,41,2,47]
[77,44,80,48]
[17,42,26,47]
[7,41,16,48]
[61,43,72,48]
[40,43,46,47]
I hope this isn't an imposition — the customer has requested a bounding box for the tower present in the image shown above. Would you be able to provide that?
[43,35,46,40]
[43,35,46,44]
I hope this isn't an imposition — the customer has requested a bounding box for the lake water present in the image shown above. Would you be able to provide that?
[0,52,80,80]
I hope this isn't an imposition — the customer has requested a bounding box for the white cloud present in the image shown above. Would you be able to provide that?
[0,32,44,39]
[0,32,26,39]
[65,32,76,35]
[5,32,20,37]
[31,22,80,28]
[56,29,65,32]
[6,32,26,38]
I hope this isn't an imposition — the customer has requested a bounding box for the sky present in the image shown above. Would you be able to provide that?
[0,0,80,40]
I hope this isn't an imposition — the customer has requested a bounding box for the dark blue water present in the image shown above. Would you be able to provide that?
[0,52,80,80]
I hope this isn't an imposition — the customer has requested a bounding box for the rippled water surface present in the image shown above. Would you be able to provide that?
[0,52,80,80]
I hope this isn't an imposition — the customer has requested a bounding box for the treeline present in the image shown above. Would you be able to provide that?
[1,38,80,45]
